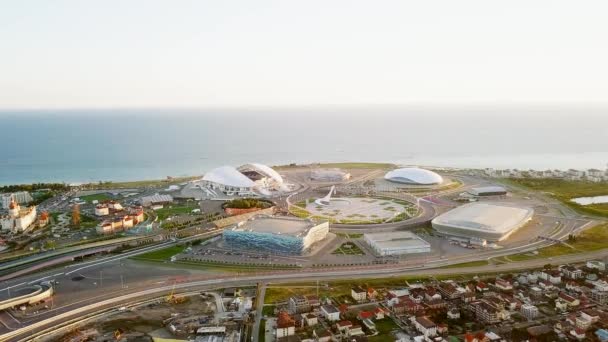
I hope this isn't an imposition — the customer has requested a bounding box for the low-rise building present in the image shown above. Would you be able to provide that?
[413,316,437,337]
[276,312,295,338]
[321,305,340,321]
[351,286,367,302]
[0,199,37,233]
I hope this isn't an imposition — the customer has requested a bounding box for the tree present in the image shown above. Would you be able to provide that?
[71,204,81,228]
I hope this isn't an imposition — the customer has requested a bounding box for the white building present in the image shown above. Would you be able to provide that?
[384,167,443,185]
[94,205,110,216]
[351,286,367,302]
[432,202,534,242]
[321,305,340,321]
[364,231,431,256]
[412,316,437,337]
[200,163,286,196]
[521,304,539,320]
[0,199,37,233]
[1,192,34,209]
[140,194,173,207]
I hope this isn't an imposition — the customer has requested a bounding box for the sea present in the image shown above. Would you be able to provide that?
[1,107,607,185]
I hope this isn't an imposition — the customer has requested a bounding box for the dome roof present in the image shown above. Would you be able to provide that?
[203,166,256,188]
[238,163,283,184]
[384,167,443,185]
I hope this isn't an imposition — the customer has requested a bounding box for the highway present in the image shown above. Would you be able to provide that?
[2,245,608,341]
[0,171,604,341]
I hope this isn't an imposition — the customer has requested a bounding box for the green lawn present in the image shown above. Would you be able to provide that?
[374,318,399,334]
[85,176,198,189]
[155,202,200,220]
[440,260,489,269]
[131,245,186,262]
[318,162,395,169]
[332,242,365,255]
[334,233,363,238]
[258,319,266,342]
[509,223,608,261]
[79,193,112,202]
[503,178,608,217]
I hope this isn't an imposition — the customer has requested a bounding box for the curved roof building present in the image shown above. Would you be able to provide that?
[432,202,534,242]
[238,163,284,184]
[201,166,256,195]
[201,163,285,196]
[384,168,443,185]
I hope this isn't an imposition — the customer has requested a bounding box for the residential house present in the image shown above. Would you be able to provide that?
[321,305,340,321]
[413,316,437,337]
[351,286,367,302]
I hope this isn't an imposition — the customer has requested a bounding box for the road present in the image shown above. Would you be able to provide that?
[3,245,608,341]
[251,282,266,342]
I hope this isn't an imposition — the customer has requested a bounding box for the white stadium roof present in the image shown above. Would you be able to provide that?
[202,166,256,188]
[238,163,284,184]
[384,167,443,185]
[432,202,533,235]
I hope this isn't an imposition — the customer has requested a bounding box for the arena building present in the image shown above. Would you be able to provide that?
[201,163,285,196]
[432,202,534,243]
[310,169,351,182]
[384,168,443,185]
[364,231,431,256]
[467,186,507,197]
[223,215,329,255]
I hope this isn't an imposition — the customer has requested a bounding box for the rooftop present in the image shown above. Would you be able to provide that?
[230,215,321,238]
[432,202,533,233]
[364,231,430,249]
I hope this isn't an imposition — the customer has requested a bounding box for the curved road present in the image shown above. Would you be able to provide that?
[3,246,608,342]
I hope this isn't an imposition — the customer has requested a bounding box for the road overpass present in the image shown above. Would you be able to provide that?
[2,246,608,342]
[0,284,53,312]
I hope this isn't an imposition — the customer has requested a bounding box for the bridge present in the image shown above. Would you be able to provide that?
[0,283,53,311]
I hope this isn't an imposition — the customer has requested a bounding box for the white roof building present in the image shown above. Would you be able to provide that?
[364,231,431,256]
[384,168,443,185]
[432,202,534,242]
[201,163,286,195]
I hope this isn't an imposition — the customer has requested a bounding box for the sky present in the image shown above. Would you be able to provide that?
[1,0,607,109]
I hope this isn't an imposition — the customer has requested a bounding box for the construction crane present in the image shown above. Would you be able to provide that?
[166,281,186,304]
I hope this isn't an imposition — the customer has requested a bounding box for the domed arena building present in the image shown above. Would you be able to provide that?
[384,167,444,185]
[200,163,286,196]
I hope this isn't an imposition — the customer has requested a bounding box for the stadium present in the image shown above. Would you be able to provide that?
[222,215,329,255]
[431,202,534,243]
[364,231,430,256]
[310,169,351,182]
[384,167,443,185]
[200,163,285,196]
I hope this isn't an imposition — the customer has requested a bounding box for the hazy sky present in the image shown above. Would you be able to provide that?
[1,0,607,109]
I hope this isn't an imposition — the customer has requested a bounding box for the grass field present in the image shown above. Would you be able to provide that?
[86,176,199,189]
[131,245,186,262]
[503,178,608,217]
[509,223,608,261]
[331,242,365,255]
[79,193,112,203]
[155,202,200,220]
[440,260,489,268]
[334,233,363,238]
[318,162,395,169]
[258,319,266,342]
[275,162,395,170]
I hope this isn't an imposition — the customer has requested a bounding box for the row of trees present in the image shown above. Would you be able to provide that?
[223,198,273,209]
[0,182,69,193]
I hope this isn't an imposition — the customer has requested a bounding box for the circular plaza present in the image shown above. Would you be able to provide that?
[291,196,418,224]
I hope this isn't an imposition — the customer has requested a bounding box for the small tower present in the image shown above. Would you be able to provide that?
[8,199,20,218]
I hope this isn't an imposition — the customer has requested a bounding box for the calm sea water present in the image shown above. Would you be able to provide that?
[1,108,607,185]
